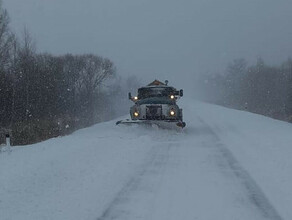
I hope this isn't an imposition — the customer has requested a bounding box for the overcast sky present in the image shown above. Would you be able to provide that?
[3,0,292,88]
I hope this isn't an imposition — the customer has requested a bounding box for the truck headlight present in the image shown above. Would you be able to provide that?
[134,111,139,117]
[170,109,175,116]
[170,95,175,99]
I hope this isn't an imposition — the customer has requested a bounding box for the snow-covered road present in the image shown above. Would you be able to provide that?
[1,99,292,220]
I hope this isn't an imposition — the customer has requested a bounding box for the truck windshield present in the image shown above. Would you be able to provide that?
[136,97,175,105]
[138,87,175,99]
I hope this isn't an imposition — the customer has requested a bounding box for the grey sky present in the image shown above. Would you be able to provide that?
[3,0,292,88]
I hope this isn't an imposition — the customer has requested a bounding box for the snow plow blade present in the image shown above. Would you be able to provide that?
[116,119,186,129]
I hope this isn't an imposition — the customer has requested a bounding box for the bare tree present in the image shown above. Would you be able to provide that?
[17,28,36,121]
[0,1,14,128]
[77,55,115,124]
[0,0,13,70]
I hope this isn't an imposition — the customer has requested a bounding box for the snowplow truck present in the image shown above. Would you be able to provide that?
[116,80,186,129]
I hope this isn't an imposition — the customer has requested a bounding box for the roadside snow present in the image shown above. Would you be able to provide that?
[0,122,155,220]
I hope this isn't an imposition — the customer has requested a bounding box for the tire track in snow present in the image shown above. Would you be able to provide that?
[96,144,171,220]
[198,117,283,220]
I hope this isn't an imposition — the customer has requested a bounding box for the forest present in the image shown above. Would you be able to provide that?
[198,58,292,122]
[0,3,138,145]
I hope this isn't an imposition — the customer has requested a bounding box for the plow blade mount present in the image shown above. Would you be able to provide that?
[116,119,186,129]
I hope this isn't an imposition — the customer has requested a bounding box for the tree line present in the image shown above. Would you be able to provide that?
[197,58,292,122]
[0,2,129,145]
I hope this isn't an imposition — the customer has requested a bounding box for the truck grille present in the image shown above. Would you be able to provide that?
[146,105,162,120]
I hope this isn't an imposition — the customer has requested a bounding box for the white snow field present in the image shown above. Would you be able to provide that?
[1,99,292,220]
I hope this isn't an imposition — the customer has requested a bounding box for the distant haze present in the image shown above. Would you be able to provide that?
[3,0,292,89]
